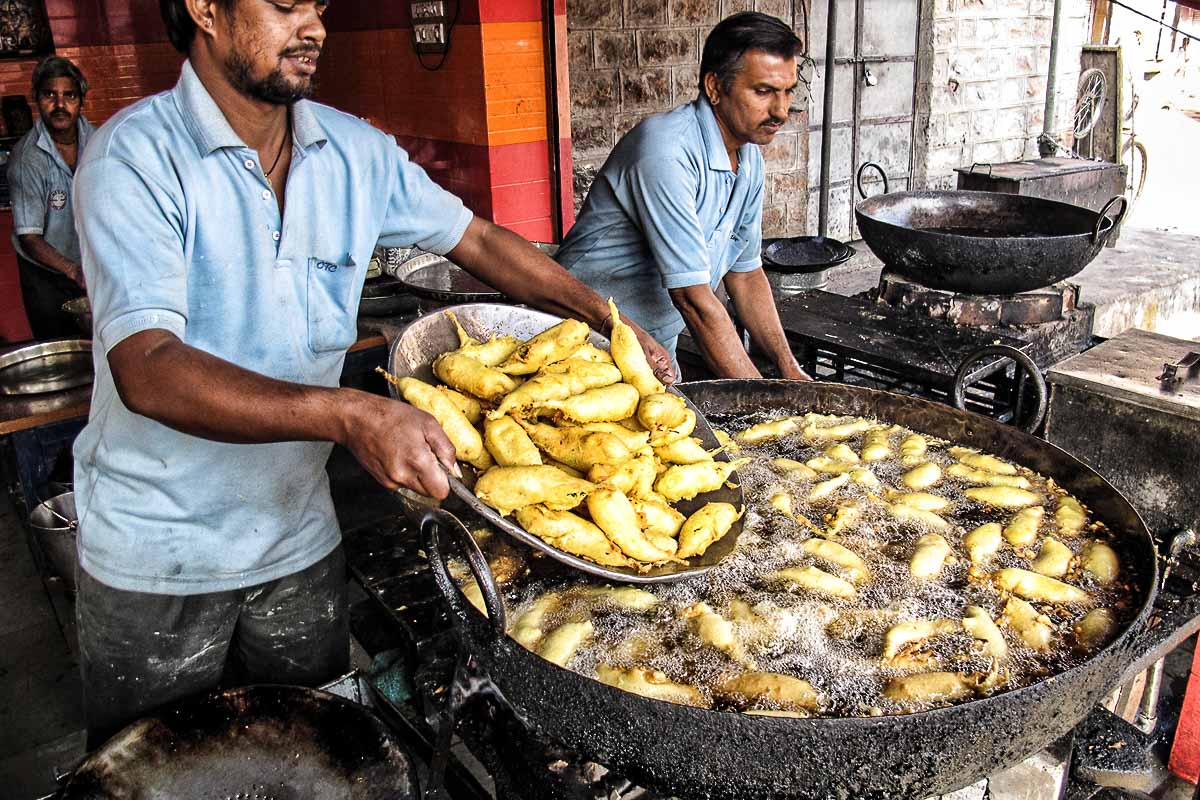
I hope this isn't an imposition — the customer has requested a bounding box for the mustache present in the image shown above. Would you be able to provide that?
[282,46,321,59]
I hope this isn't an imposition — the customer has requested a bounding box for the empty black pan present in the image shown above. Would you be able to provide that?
[762,236,855,273]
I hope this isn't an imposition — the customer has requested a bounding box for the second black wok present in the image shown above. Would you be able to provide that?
[854,162,1126,295]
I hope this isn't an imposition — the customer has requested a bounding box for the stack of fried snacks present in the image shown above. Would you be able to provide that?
[379,300,743,571]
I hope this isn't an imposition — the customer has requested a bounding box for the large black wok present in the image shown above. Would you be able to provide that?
[854,162,1127,295]
[420,379,1158,800]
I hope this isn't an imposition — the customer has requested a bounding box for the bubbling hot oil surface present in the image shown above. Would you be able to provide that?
[452,412,1141,717]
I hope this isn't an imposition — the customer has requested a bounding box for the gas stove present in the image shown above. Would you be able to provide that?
[767,269,1098,430]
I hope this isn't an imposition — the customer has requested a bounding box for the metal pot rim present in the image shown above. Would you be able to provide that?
[442,377,1158,720]
[854,189,1113,242]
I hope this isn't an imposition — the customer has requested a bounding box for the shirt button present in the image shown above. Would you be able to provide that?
[244,159,256,170]
[272,231,281,241]
[261,189,272,200]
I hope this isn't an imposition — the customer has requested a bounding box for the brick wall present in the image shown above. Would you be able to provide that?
[913,0,1091,190]
[566,0,811,238]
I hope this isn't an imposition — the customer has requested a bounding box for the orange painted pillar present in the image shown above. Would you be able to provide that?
[315,1,570,242]
[478,0,565,241]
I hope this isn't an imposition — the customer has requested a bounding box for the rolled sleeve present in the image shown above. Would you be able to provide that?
[624,157,713,290]
[378,143,473,256]
[729,178,764,273]
[75,157,189,353]
[8,154,47,236]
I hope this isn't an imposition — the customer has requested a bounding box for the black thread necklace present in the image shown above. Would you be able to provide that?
[263,117,291,178]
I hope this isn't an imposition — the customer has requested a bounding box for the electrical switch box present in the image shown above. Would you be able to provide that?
[411,1,449,54]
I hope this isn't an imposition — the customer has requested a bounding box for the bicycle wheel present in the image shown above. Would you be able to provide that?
[1121,138,1148,213]
[1073,68,1108,140]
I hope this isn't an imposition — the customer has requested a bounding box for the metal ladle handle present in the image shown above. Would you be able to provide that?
[952,344,1048,434]
[856,161,890,199]
[420,507,507,639]
[44,504,76,530]
[1093,195,1128,245]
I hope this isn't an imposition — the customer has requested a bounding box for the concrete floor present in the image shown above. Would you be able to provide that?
[0,492,85,799]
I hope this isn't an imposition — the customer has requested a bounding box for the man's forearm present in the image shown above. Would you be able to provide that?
[668,285,762,379]
[109,330,349,446]
[18,234,82,282]
[447,218,610,330]
[109,329,464,498]
[724,269,809,380]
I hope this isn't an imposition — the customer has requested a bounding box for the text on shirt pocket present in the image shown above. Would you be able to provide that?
[306,256,359,354]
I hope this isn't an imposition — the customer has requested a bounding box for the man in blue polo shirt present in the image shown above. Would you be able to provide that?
[72,0,671,746]
[8,56,95,339]
[557,12,810,381]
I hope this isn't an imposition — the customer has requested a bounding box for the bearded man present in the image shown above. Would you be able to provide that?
[72,0,672,747]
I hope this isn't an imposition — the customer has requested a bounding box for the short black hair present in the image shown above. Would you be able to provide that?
[699,12,803,97]
[160,0,235,54]
[32,56,88,100]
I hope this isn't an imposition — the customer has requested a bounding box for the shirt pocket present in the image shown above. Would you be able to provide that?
[306,256,359,355]
[705,226,738,284]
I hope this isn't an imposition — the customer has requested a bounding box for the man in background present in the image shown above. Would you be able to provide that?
[556,12,809,381]
[9,56,94,339]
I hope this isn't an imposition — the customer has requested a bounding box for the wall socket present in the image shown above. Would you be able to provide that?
[410,1,445,17]
[411,1,448,54]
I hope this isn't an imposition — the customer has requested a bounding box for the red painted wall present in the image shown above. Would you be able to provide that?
[0,0,572,341]
[313,2,563,242]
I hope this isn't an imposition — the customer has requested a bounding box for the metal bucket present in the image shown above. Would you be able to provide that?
[29,492,78,592]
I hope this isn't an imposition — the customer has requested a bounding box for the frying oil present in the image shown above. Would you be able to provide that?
[454,412,1138,717]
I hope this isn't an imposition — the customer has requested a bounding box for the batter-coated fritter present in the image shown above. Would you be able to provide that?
[607,300,664,396]
[515,505,631,567]
[433,351,520,404]
[474,466,595,516]
[588,488,677,563]
[497,318,591,376]
[676,502,743,560]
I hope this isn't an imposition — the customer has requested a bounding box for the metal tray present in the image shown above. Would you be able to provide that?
[387,303,744,584]
[0,339,93,396]
[393,252,504,304]
[359,275,418,317]
[762,236,855,273]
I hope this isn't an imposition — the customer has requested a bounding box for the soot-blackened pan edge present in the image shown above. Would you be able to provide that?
[418,379,1158,800]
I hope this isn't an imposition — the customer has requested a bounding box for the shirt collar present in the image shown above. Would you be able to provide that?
[695,98,754,174]
[175,59,328,157]
[695,98,732,172]
[34,116,92,166]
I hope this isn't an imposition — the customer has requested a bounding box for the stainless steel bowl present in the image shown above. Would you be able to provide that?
[0,339,93,395]
[29,492,78,592]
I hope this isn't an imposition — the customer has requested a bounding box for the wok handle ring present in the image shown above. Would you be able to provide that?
[420,507,508,639]
[1093,195,1128,245]
[856,161,890,199]
[952,344,1047,434]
